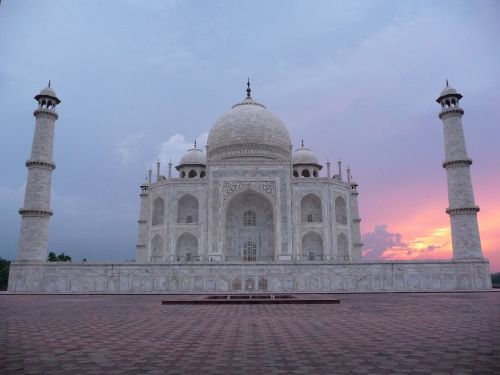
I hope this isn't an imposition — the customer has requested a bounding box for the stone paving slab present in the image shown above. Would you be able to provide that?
[1,292,499,374]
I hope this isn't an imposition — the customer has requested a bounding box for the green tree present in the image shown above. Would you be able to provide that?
[492,273,500,288]
[47,252,72,262]
[57,253,71,262]
[0,257,10,291]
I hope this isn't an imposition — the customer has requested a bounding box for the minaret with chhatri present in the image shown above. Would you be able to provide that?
[17,82,60,262]
[436,82,483,259]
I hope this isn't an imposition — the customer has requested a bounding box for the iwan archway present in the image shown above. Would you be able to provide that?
[224,189,275,261]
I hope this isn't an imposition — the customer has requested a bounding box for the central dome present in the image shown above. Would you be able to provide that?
[207,91,291,161]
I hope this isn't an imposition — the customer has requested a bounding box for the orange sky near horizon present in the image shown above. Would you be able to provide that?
[361,184,500,272]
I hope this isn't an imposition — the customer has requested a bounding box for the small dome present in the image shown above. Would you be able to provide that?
[176,146,206,169]
[436,82,462,103]
[39,86,58,97]
[207,94,291,161]
[292,145,321,167]
[34,83,61,104]
[440,85,458,97]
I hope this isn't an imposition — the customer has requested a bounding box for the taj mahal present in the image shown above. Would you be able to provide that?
[7,80,492,293]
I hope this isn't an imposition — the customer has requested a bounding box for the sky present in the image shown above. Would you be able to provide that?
[0,0,499,271]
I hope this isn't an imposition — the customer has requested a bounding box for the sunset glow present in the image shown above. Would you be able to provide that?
[362,192,500,271]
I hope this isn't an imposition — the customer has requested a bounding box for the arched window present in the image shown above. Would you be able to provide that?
[293,170,299,177]
[177,194,199,223]
[301,194,322,223]
[258,277,268,291]
[232,278,242,290]
[313,170,318,177]
[176,232,198,261]
[188,170,197,178]
[151,234,163,262]
[243,210,256,226]
[301,169,310,177]
[200,170,206,178]
[337,232,349,261]
[245,278,255,290]
[335,196,347,225]
[302,232,323,261]
[180,170,186,178]
[243,240,257,261]
[152,197,165,225]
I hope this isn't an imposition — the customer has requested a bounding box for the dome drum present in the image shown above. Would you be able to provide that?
[208,143,291,161]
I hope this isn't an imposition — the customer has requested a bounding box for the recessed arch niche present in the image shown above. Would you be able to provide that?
[224,189,274,261]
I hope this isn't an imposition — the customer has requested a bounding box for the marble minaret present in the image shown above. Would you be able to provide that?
[349,177,363,262]
[436,82,483,259]
[17,83,61,262]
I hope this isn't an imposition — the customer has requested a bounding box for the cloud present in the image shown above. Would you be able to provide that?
[157,132,208,167]
[362,225,407,260]
[362,224,447,260]
[115,132,146,165]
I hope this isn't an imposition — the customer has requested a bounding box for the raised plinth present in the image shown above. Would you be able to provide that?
[7,259,492,293]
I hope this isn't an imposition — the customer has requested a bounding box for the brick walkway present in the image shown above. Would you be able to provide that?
[1,292,499,374]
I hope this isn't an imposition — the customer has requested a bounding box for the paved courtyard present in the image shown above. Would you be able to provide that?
[1,292,499,374]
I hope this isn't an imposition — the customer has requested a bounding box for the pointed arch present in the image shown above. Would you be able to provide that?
[225,189,274,262]
[152,197,165,225]
[151,234,163,262]
[335,196,347,225]
[177,194,199,223]
[337,232,349,261]
[301,193,322,223]
[176,232,198,261]
[302,231,323,260]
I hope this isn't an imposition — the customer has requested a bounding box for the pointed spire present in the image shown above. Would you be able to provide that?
[301,139,304,148]
[48,80,51,88]
[446,79,449,87]
[246,77,251,98]
[194,139,197,148]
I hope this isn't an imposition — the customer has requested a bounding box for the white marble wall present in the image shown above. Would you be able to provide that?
[8,260,492,293]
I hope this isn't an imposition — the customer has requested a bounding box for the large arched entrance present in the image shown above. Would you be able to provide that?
[224,189,274,261]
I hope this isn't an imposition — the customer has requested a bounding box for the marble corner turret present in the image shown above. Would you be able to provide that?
[136,173,151,262]
[17,83,60,262]
[436,82,483,259]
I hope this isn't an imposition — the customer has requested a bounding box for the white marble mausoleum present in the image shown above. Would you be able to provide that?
[8,81,492,293]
